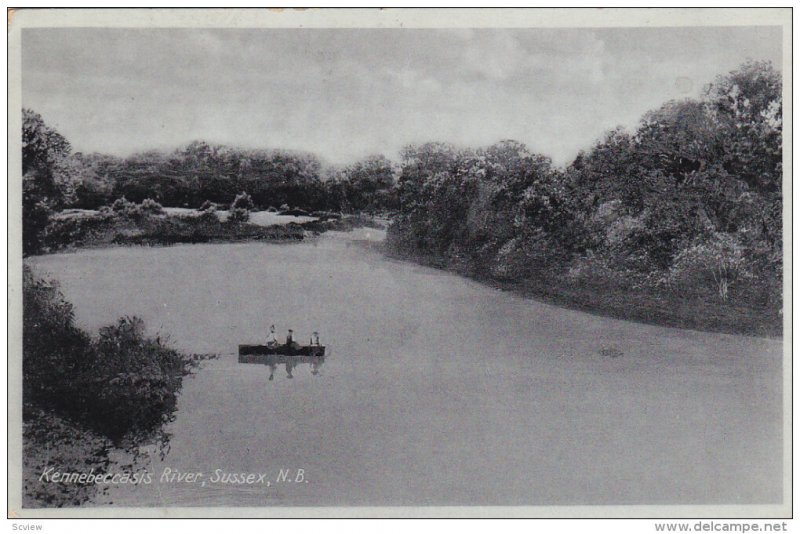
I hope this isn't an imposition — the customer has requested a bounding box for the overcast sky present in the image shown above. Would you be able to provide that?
[21,26,782,167]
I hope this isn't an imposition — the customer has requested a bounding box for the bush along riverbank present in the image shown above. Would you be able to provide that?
[383,241,781,338]
[22,266,197,507]
[35,197,385,255]
[386,62,782,338]
[39,198,305,254]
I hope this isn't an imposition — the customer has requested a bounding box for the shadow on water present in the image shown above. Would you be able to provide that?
[261,355,326,380]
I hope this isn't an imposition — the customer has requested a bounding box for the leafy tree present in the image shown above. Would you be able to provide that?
[22,109,74,254]
[705,60,782,195]
[228,191,254,223]
[333,155,397,213]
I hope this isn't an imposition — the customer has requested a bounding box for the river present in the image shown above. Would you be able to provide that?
[26,229,783,507]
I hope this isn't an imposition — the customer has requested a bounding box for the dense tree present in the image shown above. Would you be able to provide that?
[388,60,782,307]
[22,109,74,254]
[329,155,397,213]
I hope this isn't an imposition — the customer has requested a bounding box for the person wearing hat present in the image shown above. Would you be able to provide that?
[265,325,278,347]
[286,329,297,348]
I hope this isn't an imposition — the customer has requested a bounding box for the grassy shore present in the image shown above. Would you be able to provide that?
[42,210,305,252]
[40,209,386,255]
[382,245,782,338]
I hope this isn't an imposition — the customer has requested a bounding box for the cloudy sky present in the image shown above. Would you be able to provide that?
[21,26,782,166]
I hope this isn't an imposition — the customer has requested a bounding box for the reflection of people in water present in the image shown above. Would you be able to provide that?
[264,356,324,380]
[310,331,321,346]
[266,325,278,347]
[285,360,295,379]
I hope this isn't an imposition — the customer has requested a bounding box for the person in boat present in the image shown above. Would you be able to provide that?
[310,331,321,346]
[265,325,278,347]
[285,329,298,349]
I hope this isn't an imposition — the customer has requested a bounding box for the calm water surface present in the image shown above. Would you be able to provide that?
[27,230,783,507]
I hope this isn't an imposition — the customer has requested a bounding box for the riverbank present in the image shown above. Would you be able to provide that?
[22,266,198,506]
[38,209,384,254]
[23,407,114,507]
[381,244,782,338]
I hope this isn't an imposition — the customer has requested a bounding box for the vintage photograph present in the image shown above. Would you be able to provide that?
[8,8,790,517]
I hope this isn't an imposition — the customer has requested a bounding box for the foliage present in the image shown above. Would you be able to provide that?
[22,112,401,218]
[23,266,194,443]
[227,208,249,223]
[327,155,398,213]
[388,61,783,324]
[197,206,219,224]
[663,233,753,301]
[139,198,164,214]
[227,192,253,223]
[22,109,74,255]
[110,196,141,217]
[231,191,255,211]
[23,407,113,507]
[22,194,51,255]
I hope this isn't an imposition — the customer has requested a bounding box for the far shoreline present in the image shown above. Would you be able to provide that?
[29,208,782,340]
[378,242,783,340]
[30,207,386,257]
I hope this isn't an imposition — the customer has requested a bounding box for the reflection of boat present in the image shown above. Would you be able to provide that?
[238,344,325,363]
[240,353,325,366]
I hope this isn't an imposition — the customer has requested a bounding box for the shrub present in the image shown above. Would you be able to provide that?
[662,233,753,301]
[139,198,164,214]
[23,267,92,409]
[110,196,140,217]
[41,212,117,252]
[90,316,193,441]
[22,196,51,256]
[227,207,250,223]
[231,191,254,211]
[23,267,194,443]
[228,192,254,223]
[197,207,219,224]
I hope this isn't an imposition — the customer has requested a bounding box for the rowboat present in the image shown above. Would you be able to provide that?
[238,344,326,364]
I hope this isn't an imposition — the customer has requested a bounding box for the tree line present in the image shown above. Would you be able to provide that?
[22,116,399,253]
[24,121,400,213]
[388,60,782,318]
[22,60,783,320]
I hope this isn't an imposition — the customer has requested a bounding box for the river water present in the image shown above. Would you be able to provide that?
[26,229,784,507]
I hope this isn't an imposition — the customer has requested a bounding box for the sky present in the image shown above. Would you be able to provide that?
[21,26,782,167]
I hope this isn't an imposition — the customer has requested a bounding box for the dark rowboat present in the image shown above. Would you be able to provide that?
[238,344,325,364]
